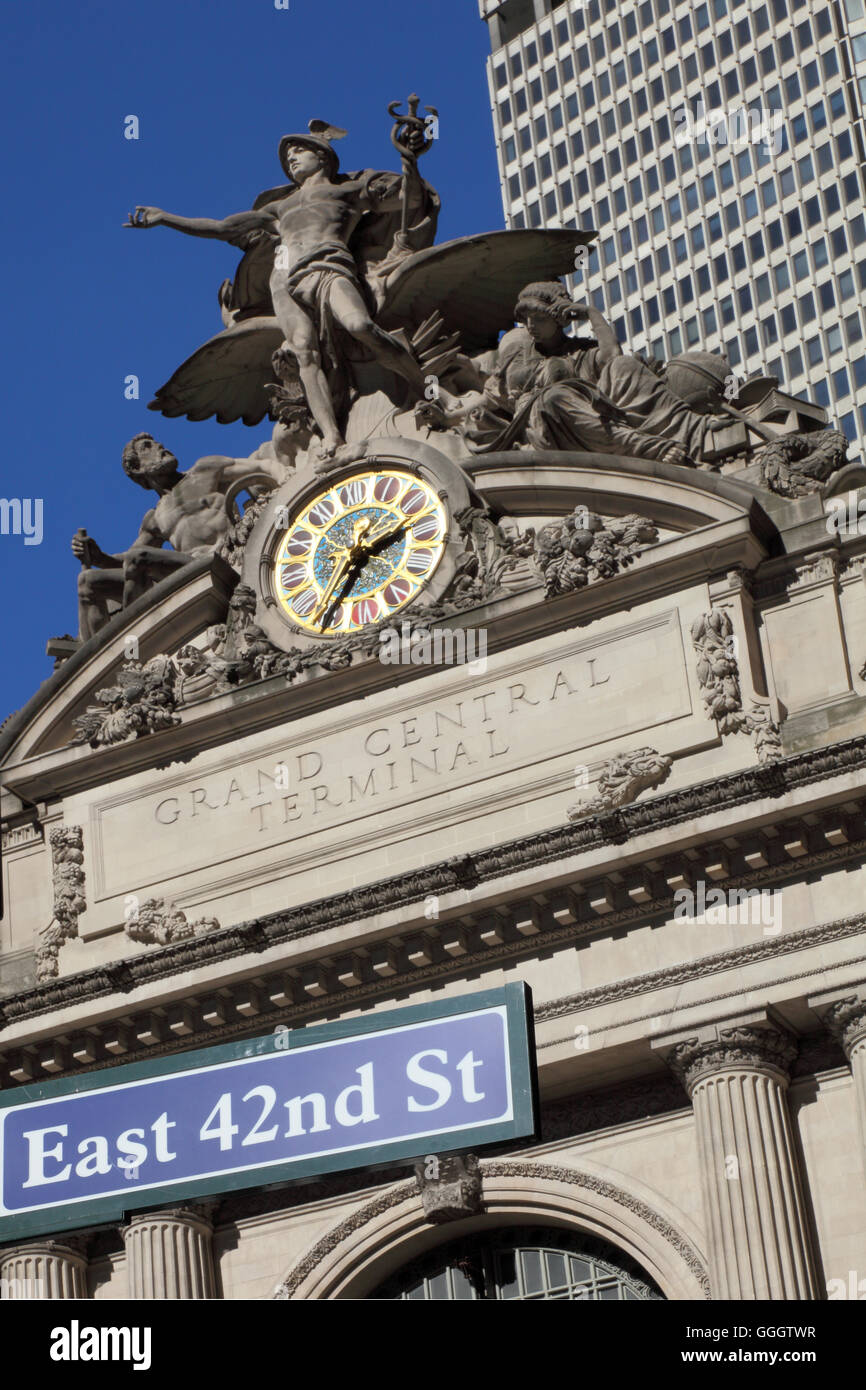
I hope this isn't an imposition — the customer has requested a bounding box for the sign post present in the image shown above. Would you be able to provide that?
[0,983,536,1243]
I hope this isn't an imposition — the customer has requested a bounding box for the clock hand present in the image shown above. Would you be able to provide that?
[369,503,440,549]
[358,512,400,550]
[313,518,375,627]
[319,552,367,630]
[312,548,352,624]
[366,521,408,555]
[365,506,436,555]
[366,506,439,556]
[312,500,442,630]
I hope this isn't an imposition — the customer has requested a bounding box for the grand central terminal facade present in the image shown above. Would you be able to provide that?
[2,112,866,1302]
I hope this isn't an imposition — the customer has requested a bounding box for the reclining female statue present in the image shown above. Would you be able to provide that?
[419,281,732,467]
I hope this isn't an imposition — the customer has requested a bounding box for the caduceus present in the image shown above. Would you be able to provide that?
[388,93,439,237]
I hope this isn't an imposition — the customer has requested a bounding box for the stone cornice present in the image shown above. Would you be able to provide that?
[1,733,866,1047]
[534,913,866,1024]
[3,904,863,1091]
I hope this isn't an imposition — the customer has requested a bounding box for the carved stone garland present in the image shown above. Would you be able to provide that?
[35,826,86,981]
[125,897,221,946]
[71,655,181,748]
[757,428,849,499]
[691,609,781,761]
[534,508,659,597]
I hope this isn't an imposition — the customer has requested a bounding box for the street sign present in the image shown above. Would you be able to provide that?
[0,983,536,1242]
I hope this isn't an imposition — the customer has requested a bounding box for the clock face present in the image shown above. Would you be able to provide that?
[273,468,448,635]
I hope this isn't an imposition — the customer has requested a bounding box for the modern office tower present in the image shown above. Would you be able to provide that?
[478,0,866,458]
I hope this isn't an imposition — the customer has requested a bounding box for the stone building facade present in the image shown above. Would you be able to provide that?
[1,97,865,1299]
[2,435,866,1300]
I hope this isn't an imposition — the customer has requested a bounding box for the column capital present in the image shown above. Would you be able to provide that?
[122,1200,216,1235]
[653,1009,797,1095]
[0,1235,89,1262]
[0,1236,89,1298]
[808,988,866,1057]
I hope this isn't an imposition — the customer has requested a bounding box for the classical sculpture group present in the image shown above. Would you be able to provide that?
[66,99,847,650]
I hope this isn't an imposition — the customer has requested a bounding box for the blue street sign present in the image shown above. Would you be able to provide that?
[0,984,536,1241]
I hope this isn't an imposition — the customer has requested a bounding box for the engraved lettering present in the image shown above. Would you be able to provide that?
[433,704,464,736]
[485,728,510,758]
[348,769,377,801]
[473,691,496,722]
[508,682,540,713]
[409,749,440,783]
[297,750,323,781]
[364,728,391,757]
[312,784,342,813]
[448,741,476,771]
[154,797,180,825]
[549,670,576,700]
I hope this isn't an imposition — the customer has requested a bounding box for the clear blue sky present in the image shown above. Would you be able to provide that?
[0,0,502,723]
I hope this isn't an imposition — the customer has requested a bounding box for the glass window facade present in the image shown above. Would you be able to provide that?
[484,0,866,458]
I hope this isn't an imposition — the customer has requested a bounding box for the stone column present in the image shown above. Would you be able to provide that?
[122,1206,217,1300]
[654,1014,818,1300]
[808,989,866,1156]
[0,1238,88,1298]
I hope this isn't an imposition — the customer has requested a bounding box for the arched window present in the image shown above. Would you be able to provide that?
[370,1226,665,1301]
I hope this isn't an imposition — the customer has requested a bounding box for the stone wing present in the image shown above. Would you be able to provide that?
[378,228,595,352]
[147,317,286,426]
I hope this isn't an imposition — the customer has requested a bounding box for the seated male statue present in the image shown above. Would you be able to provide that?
[71,433,271,641]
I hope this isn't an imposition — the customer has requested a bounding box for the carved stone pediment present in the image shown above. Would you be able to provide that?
[0,557,236,762]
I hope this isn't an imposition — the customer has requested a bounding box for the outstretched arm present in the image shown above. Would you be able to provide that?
[124,205,278,243]
[574,304,622,362]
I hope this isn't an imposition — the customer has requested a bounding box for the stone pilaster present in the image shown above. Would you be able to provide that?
[654,1014,818,1300]
[809,989,866,1156]
[0,1238,88,1298]
[122,1206,216,1300]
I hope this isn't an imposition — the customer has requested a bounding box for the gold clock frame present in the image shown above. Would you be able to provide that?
[242,439,476,653]
[272,467,448,636]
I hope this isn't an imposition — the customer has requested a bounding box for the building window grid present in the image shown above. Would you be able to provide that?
[487,0,865,448]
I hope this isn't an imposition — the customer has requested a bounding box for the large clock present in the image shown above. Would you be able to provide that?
[272,467,448,635]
